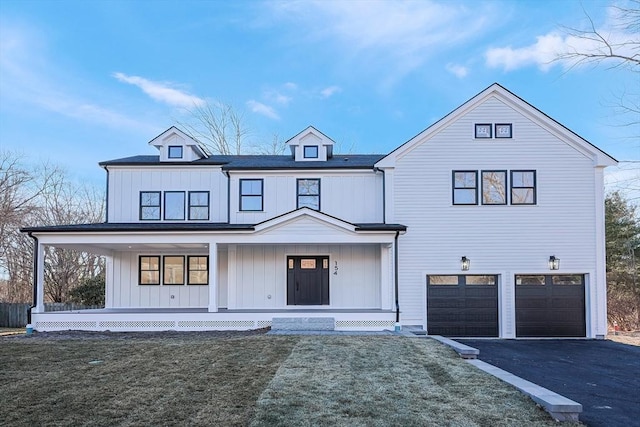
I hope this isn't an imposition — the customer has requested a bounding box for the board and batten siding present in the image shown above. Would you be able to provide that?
[229,171,383,224]
[107,250,225,308]
[228,244,381,309]
[391,96,598,332]
[107,166,228,222]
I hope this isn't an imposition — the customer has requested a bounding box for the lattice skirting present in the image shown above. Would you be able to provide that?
[34,317,391,331]
[335,320,396,329]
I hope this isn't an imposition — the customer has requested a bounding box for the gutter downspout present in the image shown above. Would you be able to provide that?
[394,231,400,324]
[27,232,38,330]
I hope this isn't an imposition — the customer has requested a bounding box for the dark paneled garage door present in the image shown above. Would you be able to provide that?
[515,274,586,337]
[427,275,498,337]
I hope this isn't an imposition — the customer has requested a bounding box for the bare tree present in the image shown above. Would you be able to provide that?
[557,1,639,126]
[0,153,105,303]
[179,101,251,155]
[253,133,287,155]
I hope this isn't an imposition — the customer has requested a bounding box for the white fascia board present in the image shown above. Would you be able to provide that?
[254,208,356,233]
[376,83,617,168]
[227,169,377,176]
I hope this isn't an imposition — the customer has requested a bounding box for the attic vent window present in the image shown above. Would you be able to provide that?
[303,146,318,159]
[168,146,183,159]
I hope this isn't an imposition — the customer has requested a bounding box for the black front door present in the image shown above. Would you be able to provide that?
[287,256,329,305]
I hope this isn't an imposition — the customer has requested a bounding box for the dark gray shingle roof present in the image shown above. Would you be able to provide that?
[99,154,385,170]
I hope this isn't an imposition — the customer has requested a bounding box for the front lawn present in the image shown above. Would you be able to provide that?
[0,332,561,426]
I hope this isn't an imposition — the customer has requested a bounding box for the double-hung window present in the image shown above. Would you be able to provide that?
[139,256,160,285]
[140,191,161,220]
[481,170,507,205]
[240,179,263,211]
[188,256,209,285]
[297,179,320,210]
[188,191,209,220]
[452,171,478,205]
[164,191,185,220]
[511,170,536,204]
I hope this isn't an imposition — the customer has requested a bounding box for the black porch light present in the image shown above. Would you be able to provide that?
[461,256,470,271]
[549,255,560,270]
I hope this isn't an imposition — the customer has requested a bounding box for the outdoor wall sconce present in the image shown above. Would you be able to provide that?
[549,255,560,270]
[461,256,470,271]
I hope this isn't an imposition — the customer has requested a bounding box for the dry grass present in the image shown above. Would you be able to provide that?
[251,336,559,426]
[608,331,640,346]
[0,332,561,426]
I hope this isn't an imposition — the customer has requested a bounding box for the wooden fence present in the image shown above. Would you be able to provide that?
[0,303,103,328]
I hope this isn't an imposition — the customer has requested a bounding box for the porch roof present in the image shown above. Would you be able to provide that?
[21,221,406,234]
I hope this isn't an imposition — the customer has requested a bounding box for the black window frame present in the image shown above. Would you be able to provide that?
[163,255,185,285]
[303,145,319,159]
[452,171,478,205]
[187,255,209,285]
[239,179,264,212]
[140,191,161,220]
[139,255,160,285]
[481,170,507,205]
[164,191,186,220]
[188,191,210,220]
[495,123,512,139]
[474,123,492,139]
[168,145,183,159]
[297,178,321,210]
[510,170,537,205]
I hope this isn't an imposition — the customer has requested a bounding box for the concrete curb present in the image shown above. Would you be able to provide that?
[429,335,479,359]
[425,335,581,422]
[467,359,582,422]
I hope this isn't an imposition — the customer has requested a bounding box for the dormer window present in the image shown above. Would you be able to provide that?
[304,146,318,159]
[168,146,183,159]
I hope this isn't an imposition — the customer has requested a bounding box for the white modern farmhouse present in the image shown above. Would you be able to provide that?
[22,84,617,338]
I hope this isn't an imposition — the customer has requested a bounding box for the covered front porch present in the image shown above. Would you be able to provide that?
[24,208,405,332]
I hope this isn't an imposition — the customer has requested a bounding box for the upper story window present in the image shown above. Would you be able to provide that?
[452,171,478,205]
[511,170,536,204]
[297,178,320,210]
[140,191,161,220]
[240,179,263,211]
[164,191,185,220]
[481,170,507,205]
[188,191,209,220]
[495,124,512,138]
[303,146,319,159]
[168,145,183,159]
[474,124,492,138]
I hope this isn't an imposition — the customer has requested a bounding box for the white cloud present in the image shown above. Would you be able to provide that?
[320,85,341,98]
[0,25,154,132]
[264,89,292,106]
[485,5,639,72]
[246,100,280,120]
[113,72,205,107]
[264,1,493,85]
[445,63,469,78]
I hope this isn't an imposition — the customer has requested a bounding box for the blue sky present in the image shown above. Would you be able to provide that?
[1,0,638,200]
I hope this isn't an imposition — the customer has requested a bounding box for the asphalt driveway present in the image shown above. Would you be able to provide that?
[458,339,640,427]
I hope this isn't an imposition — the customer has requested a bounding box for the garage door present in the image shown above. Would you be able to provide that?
[427,275,498,337]
[515,274,586,337]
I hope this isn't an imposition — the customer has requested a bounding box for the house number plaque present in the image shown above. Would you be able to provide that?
[333,261,339,275]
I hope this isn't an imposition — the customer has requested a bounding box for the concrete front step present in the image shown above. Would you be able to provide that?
[271,317,335,331]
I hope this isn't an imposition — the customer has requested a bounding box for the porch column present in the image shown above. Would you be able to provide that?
[380,243,393,310]
[208,243,218,312]
[34,242,45,313]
